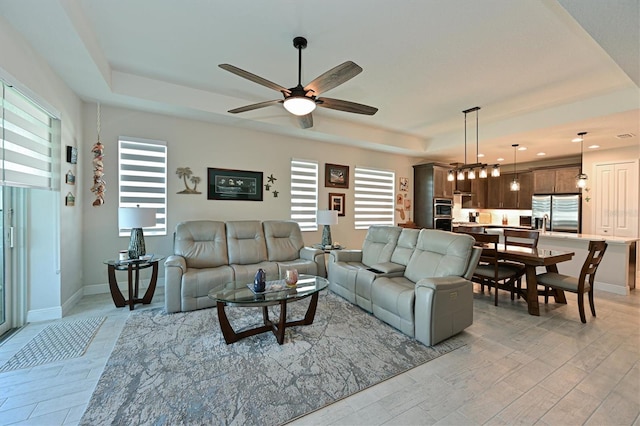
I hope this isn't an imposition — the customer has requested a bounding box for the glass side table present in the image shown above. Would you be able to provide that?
[104,256,164,310]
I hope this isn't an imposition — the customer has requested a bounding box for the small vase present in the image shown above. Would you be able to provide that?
[285,269,299,287]
[254,268,266,292]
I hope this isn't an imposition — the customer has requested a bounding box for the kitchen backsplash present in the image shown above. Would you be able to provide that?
[453,194,532,226]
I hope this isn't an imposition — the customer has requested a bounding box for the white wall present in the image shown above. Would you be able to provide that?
[80,104,415,292]
[0,15,84,321]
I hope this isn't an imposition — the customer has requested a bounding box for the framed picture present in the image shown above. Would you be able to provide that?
[399,177,408,192]
[66,146,78,164]
[329,192,345,216]
[396,193,405,205]
[65,170,75,185]
[325,163,349,189]
[207,168,263,201]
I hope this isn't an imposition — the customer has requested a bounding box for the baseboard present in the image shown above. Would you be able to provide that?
[62,287,84,317]
[596,280,629,296]
[84,282,163,296]
[27,306,63,323]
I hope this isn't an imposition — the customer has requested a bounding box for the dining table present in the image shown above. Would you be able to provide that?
[496,244,575,316]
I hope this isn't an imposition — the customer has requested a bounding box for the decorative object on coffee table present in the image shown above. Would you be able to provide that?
[317,209,338,247]
[253,268,266,293]
[285,269,299,287]
[118,206,156,259]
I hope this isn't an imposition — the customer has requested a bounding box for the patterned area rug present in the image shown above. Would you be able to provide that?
[0,317,105,372]
[80,293,465,426]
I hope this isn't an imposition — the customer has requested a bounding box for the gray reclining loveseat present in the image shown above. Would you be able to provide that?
[164,220,326,313]
[328,226,481,345]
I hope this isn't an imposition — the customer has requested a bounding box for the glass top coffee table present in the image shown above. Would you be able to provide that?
[208,274,328,345]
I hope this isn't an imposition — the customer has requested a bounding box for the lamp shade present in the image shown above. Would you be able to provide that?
[118,207,156,229]
[317,209,338,226]
[283,96,317,116]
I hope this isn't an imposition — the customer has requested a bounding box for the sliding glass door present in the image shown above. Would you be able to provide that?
[0,186,11,336]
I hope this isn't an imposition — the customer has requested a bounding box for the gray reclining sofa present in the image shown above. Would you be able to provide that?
[164,220,326,313]
[328,226,481,345]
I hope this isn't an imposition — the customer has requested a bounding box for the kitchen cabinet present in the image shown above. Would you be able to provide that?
[487,172,532,209]
[533,165,581,193]
[413,163,453,228]
[462,178,487,208]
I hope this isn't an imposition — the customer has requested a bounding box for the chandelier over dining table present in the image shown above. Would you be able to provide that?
[448,106,501,181]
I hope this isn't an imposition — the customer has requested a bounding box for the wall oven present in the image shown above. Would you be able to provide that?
[433,198,453,231]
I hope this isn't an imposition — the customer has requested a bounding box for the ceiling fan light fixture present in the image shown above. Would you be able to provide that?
[283,96,316,116]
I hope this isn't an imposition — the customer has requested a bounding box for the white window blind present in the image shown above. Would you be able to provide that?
[0,82,59,190]
[354,166,395,229]
[118,136,167,236]
[290,159,318,231]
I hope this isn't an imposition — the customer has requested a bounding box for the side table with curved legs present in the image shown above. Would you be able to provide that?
[104,257,164,310]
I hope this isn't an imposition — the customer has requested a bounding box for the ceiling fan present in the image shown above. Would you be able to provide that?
[219,36,378,129]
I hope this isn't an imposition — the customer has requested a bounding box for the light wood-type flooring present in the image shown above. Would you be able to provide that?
[1,284,638,425]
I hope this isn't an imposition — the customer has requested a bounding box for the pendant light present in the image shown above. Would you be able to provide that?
[576,131,588,188]
[509,144,520,191]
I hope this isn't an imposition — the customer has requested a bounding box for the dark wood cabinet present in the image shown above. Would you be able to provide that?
[462,178,487,208]
[413,163,453,228]
[487,172,532,209]
[533,165,580,193]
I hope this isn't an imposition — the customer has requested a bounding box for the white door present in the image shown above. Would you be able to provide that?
[595,160,639,238]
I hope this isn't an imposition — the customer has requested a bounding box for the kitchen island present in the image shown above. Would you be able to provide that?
[536,232,636,295]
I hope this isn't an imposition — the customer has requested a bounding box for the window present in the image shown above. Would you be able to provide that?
[290,159,318,231]
[118,136,167,236]
[0,81,60,190]
[354,166,395,229]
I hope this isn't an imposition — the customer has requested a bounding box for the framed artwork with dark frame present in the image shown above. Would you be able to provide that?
[329,192,346,216]
[325,163,349,188]
[207,168,263,201]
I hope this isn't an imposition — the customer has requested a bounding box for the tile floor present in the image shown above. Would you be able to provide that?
[0,285,638,426]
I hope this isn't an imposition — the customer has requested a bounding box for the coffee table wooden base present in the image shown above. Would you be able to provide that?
[216,292,320,345]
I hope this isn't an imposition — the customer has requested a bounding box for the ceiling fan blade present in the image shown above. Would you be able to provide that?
[228,99,282,114]
[297,113,313,129]
[317,97,378,115]
[219,64,291,94]
[304,61,363,95]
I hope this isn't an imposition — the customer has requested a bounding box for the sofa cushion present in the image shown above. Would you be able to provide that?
[180,265,235,311]
[361,225,402,267]
[226,221,268,265]
[371,276,416,337]
[174,221,229,269]
[263,220,304,262]
[404,230,474,284]
[390,228,420,266]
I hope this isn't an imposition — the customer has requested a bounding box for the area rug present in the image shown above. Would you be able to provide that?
[80,293,465,426]
[0,317,105,372]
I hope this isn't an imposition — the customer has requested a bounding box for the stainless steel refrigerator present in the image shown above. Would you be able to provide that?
[531,194,581,233]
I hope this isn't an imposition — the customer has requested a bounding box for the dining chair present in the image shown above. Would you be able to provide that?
[455,225,485,234]
[503,229,540,300]
[535,240,608,323]
[467,232,523,306]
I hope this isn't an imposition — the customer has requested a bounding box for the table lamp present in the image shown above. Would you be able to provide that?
[317,209,339,247]
[118,207,156,259]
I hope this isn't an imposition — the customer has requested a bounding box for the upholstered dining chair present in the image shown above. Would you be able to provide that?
[536,240,608,323]
[503,229,540,300]
[466,232,523,306]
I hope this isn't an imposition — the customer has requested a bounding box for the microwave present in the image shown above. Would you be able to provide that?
[433,198,453,217]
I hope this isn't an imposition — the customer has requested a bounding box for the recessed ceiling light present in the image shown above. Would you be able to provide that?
[572,137,583,143]
[497,157,504,162]
[616,133,635,139]
[518,146,527,151]
[477,153,485,158]
[588,144,600,149]
[537,152,546,156]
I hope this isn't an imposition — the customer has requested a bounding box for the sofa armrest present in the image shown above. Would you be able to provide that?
[329,249,363,263]
[300,246,326,278]
[164,255,187,313]
[414,276,473,346]
[368,262,405,274]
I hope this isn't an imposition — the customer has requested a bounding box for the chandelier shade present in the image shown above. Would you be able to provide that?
[575,131,588,188]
